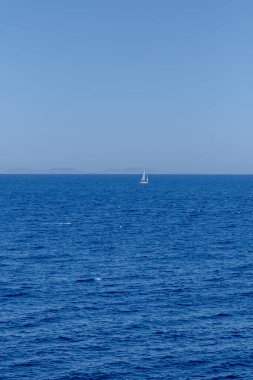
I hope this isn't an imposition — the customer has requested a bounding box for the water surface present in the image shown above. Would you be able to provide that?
[1,175,253,379]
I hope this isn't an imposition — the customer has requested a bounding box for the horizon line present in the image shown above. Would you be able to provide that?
[1,172,253,176]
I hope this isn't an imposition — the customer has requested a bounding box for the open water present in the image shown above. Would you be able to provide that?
[1,175,253,379]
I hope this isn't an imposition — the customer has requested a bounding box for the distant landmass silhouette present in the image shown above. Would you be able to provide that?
[0,167,163,174]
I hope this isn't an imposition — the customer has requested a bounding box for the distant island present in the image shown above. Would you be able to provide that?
[0,167,163,174]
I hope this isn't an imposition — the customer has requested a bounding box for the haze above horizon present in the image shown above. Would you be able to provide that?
[1,1,253,174]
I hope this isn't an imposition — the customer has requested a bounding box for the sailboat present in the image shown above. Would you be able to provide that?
[140,170,149,184]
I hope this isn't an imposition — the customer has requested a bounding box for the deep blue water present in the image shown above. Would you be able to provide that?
[1,175,253,379]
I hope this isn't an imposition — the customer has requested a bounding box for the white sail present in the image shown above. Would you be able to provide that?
[140,170,148,184]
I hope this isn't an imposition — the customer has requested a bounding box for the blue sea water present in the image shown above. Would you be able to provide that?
[1,174,253,380]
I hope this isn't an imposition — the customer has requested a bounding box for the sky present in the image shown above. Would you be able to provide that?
[0,0,253,173]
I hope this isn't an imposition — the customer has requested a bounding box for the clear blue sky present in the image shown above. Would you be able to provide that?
[0,0,252,173]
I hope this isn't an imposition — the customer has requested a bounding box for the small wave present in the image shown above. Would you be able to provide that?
[215,239,234,245]
[104,290,126,296]
[76,277,102,283]
[216,312,231,317]
[240,291,253,297]
[205,277,225,282]
[58,335,74,341]
[31,245,46,251]
[76,278,94,283]
[201,312,231,320]
[213,376,240,379]
[23,322,35,328]
[13,361,36,367]
[58,371,110,380]
[3,292,29,298]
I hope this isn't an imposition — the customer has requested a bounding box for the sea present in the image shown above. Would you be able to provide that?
[1,174,253,380]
